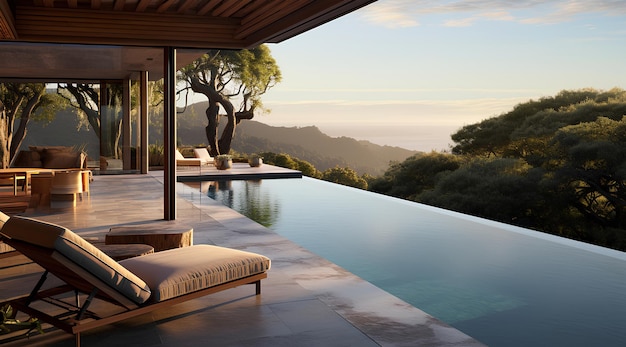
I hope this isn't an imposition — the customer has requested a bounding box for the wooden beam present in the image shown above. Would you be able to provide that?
[177,0,199,13]
[135,0,151,12]
[14,6,246,48]
[197,0,221,16]
[113,0,125,11]
[0,0,17,39]
[236,0,309,40]
[212,0,245,17]
[156,0,177,13]
[245,0,375,46]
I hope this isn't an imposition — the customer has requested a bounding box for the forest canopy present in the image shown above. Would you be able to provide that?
[369,88,626,251]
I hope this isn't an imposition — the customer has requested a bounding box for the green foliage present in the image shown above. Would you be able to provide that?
[178,45,282,155]
[321,167,368,190]
[259,152,321,178]
[543,117,626,236]
[418,158,543,225]
[233,45,282,112]
[293,158,321,178]
[1,304,43,337]
[375,88,626,251]
[148,143,164,166]
[259,152,367,189]
[369,152,461,200]
[451,88,626,159]
[0,83,66,167]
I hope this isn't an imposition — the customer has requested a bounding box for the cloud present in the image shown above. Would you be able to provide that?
[360,1,420,28]
[360,0,626,28]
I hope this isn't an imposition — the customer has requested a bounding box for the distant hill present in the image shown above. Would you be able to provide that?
[177,102,420,175]
[21,102,420,176]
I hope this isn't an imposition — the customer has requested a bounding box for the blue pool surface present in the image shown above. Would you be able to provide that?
[191,177,626,347]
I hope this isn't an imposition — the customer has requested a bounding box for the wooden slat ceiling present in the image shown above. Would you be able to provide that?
[1,0,375,49]
[0,0,375,80]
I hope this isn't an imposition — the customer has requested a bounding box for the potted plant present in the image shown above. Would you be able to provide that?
[248,154,263,167]
[214,154,233,170]
[1,304,43,337]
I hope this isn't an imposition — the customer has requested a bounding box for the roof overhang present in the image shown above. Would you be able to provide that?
[0,0,376,81]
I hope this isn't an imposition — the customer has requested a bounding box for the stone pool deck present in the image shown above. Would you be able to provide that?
[0,171,484,346]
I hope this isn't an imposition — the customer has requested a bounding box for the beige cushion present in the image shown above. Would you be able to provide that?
[193,148,214,164]
[1,216,151,304]
[0,211,14,253]
[0,211,9,225]
[0,241,14,253]
[120,245,271,302]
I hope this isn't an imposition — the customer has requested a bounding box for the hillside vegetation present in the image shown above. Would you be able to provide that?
[370,88,626,251]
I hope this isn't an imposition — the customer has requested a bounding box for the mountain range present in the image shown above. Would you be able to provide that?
[176,102,419,175]
[21,103,419,176]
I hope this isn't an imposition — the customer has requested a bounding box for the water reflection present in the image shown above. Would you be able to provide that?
[205,180,280,227]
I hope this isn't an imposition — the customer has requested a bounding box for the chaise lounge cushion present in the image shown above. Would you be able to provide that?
[1,216,151,304]
[120,245,271,302]
[0,211,14,254]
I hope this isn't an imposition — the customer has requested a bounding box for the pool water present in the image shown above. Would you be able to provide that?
[188,177,626,347]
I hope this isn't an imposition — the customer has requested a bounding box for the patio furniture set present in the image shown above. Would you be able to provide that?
[0,146,92,211]
[0,209,271,347]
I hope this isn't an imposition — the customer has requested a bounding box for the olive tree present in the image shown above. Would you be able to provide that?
[178,45,281,156]
[0,83,63,168]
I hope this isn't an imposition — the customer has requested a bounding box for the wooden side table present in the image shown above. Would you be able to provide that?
[105,225,193,252]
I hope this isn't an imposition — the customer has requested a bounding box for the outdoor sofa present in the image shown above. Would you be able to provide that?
[0,215,271,347]
[12,146,86,169]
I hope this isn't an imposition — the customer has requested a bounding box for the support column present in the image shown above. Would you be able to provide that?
[163,47,176,220]
[122,78,131,170]
[140,71,149,174]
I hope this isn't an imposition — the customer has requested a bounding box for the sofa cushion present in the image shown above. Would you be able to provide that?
[43,150,80,168]
[120,245,271,302]
[1,216,151,304]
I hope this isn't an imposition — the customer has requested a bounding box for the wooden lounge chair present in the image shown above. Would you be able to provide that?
[175,149,202,167]
[0,216,271,347]
[0,211,18,259]
[193,147,215,164]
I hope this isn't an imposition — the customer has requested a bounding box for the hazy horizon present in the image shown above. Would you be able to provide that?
[181,1,626,152]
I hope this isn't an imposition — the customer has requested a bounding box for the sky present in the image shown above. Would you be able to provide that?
[207,0,626,152]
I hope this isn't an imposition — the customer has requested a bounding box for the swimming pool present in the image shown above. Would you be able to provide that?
[185,177,626,346]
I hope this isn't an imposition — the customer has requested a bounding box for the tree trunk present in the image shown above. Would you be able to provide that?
[0,101,9,168]
[218,108,236,154]
[204,102,220,156]
[10,91,42,159]
[190,76,238,155]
